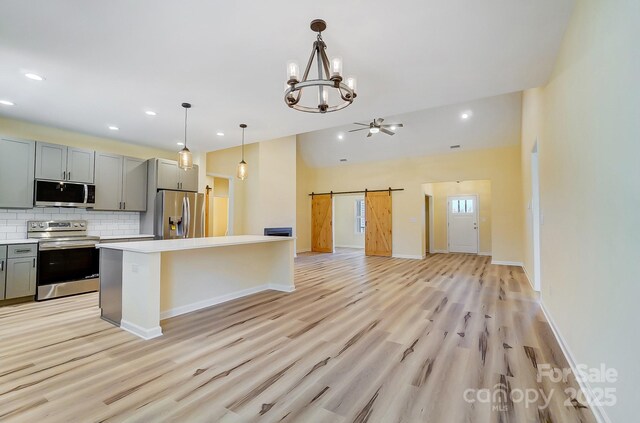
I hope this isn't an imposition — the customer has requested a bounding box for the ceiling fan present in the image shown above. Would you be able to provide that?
[349,118,404,137]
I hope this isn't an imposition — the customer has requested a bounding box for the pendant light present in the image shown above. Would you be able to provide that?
[178,102,193,170]
[237,124,248,180]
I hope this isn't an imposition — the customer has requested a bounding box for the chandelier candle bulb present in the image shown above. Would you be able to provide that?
[287,60,300,83]
[331,57,343,78]
[346,77,357,93]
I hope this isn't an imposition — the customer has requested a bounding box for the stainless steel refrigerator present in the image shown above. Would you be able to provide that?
[154,190,205,239]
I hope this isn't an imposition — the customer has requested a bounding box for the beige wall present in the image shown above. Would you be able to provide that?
[207,136,296,243]
[301,145,522,261]
[423,180,492,254]
[334,194,365,249]
[0,116,175,160]
[520,1,639,421]
[295,145,314,253]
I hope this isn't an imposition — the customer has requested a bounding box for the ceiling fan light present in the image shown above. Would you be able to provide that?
[369,127,380,134]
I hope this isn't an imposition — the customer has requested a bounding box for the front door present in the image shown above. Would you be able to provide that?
[447,195,478,254]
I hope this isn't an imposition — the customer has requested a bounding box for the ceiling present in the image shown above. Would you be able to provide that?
[0,0,573,152]
[298,92,522,167]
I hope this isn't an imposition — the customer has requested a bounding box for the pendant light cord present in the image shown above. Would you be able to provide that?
[241,126,245,161]
[184,107,188,148]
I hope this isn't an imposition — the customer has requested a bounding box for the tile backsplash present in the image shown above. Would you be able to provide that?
[0,208,140,240]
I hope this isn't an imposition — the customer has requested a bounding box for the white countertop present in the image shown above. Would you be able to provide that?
[0,239,39,245]
[99,234,155,240]
[97,235,294,253]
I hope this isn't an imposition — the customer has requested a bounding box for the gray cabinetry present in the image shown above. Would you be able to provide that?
[156,159,198,191]
[35,142,94,183]
[5,244,37,299]
[95,153,147,211]
[122,157,148,211]
[0,246,6,300]
[0,137,36,209]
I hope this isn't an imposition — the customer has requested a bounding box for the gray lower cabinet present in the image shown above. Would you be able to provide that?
[95,152,147,211]
[4,245,37,299]
[0,246,6,300]
[0,137,36,209]
[35,142,94,183]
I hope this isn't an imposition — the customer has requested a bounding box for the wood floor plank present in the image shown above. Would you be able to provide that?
[0,249,597,423]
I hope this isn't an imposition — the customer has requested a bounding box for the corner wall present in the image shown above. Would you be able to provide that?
[520,1,640,421]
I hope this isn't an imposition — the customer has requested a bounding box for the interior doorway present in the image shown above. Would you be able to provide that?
[205,174,232,237]
[447,195,479,253]
[334,194,365,250]
[531,141,541,291]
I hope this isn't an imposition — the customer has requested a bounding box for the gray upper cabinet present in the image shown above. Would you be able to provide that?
[94,152,147,211]
[35,142,67,181]
[35,142,94,183]
[122,157,148,211]
[157,159,179,190]
[67,147,95,183]
[155,159,198,191]
[179,166,199,192]
[0,137,36,209]
[94,152,124,210]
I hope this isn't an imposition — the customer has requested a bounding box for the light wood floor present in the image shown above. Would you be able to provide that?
[0,250,596,423]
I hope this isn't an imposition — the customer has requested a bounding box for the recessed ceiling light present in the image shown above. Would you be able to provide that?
[145,110,157,116]
[369,127,380,134]
[177,142,184,146]
[0,100,15,106]
[337,134,344,140]
[108,126,119,131]
[461,111,473,120]
[216,132,225,136]
[24,73,44,81]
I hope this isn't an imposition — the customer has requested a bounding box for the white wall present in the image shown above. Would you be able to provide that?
[520,1,640,421]
[0,208,139,240]
[334,194,364,248]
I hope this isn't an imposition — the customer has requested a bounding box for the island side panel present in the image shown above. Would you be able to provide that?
[121,250,163,339]
[159,239,295,319]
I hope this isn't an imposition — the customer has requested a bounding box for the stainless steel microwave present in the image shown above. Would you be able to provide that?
[34,180,96,208]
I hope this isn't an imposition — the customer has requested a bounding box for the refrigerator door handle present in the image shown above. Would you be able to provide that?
[185,195,191,238]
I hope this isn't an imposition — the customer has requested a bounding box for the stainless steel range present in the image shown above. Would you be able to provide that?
[28,220,100,300]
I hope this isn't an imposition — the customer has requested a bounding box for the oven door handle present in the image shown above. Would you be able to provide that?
[39,243,98,251]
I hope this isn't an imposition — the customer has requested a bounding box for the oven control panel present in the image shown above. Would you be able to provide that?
[27,220,87,233]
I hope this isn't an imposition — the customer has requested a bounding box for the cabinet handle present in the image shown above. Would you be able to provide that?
[33,258,36,268]
[15,249,31,253]
[63,171,66,180]
[123,202,125,209]
[68,172,71,180]
[0,261,4,272]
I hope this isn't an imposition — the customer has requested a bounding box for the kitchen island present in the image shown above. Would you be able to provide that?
[97,235,295,339]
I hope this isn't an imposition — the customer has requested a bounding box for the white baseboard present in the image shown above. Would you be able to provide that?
[392,254,424,260]
[491,260,524,266]
[335,244,365,249]
[539,302,611,423]
[159,283,295,320]
[296,249,310,254]
[522,264,538,291]
[120,319,163,340]
[478,251,492,256]
[431,249,448,254]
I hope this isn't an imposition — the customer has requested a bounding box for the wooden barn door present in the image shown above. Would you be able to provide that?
[365,191,392,256]
[311,194,333,253]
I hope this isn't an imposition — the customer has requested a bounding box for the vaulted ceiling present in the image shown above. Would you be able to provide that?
[0,0,573,152]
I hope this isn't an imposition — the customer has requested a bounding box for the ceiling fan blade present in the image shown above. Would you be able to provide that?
[380,127,395,136]
[375,118,385,125]
[381,123,403,128]
[348,128,370,132]
[352,122,370,126]
[367,132,373,138]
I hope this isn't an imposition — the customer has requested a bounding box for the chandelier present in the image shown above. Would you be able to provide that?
[284,19,357,113]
